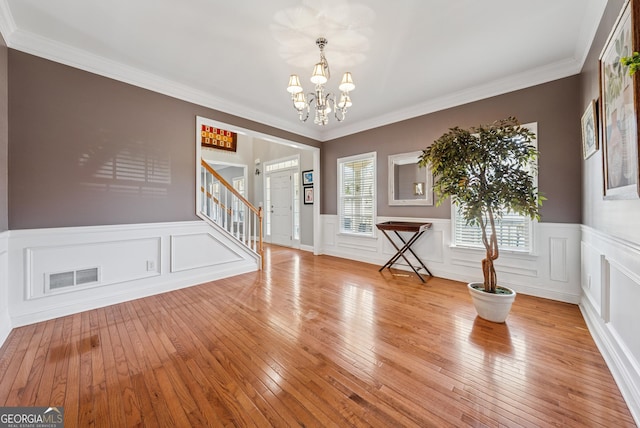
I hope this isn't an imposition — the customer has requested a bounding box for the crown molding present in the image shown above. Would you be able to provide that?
[7,28,324,142]
[320,57,583,141]
[0,0,16,44]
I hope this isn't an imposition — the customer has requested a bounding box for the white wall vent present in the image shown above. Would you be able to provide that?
[46,267,100,293]
[49,271,75,289]
[76,268,99,284]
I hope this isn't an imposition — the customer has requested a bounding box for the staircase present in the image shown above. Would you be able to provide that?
[200,159,264,268]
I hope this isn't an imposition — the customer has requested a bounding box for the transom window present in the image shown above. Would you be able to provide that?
[265,158,298,173]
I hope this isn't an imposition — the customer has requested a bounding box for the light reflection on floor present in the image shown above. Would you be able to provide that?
[455,315,529,391]
[341,282,377,375]
[265,248,303,341]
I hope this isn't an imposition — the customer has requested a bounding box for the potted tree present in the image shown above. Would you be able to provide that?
[418,117,543,322]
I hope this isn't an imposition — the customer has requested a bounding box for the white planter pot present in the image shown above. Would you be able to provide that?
[467,282,516,323]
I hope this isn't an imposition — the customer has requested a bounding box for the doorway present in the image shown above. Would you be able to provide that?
[263,155,300,248]
[195,116,320,254]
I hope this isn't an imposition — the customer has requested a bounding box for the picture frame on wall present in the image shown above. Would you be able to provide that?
[303,187,314,204]
[302,170,313,186]
[581,99,599,159]
[199,124,238,152]
[599,0,640,199]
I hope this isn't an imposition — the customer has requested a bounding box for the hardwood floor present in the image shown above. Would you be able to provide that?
[0,245,635,427]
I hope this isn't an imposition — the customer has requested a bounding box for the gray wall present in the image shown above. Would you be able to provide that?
[321,75,583,224]
[0,34,7,232]
[5,39,594,230]
[8,50,319,230]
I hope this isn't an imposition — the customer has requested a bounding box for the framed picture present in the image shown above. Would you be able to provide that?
[303,187,314,204]
[199,124,237,152]
[581,99,599,159]
[599,0,640,199]
[302,170,313,186]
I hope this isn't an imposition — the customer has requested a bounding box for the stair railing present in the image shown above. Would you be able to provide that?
[200,160,263,268]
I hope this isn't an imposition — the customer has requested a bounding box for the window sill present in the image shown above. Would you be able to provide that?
[338,232,377,240]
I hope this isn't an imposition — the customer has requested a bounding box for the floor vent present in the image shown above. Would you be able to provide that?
[47,267,100,292]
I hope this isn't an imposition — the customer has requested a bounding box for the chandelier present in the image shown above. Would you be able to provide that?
[286,37,355,125]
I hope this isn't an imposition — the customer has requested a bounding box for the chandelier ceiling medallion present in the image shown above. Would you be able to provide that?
[286,37,355,125]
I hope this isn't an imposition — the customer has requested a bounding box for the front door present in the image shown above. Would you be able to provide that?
[269,170,292,246]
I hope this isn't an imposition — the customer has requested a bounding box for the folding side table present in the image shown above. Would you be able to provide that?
[376,221,433,282]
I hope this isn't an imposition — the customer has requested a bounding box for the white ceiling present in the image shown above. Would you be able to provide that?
[0,0,607,142]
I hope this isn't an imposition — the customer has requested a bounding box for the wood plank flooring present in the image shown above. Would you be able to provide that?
[0,245,636,427]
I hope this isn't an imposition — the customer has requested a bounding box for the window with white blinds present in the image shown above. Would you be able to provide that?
[453,208,533,251]
[338,152,376,236]
[452,122,538,253]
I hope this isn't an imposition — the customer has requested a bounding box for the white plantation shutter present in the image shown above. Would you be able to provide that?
[453,208,532,251]
[338,152,376,236]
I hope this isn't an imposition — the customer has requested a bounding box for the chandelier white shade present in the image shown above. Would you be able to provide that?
[286,37,355,125]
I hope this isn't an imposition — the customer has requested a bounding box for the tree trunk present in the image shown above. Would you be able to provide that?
[482,256,497,292]
[480,210,499,293]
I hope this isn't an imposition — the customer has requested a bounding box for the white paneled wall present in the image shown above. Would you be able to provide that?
[6,221,259,328]
[581,226,640,423]
[320,215,582,303]
[0,232,10,346]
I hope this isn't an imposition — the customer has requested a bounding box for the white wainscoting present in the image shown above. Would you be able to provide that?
[0,231,10,346]
[320,215,582,304]
[6,221,260,330]
[581,226,640,424]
